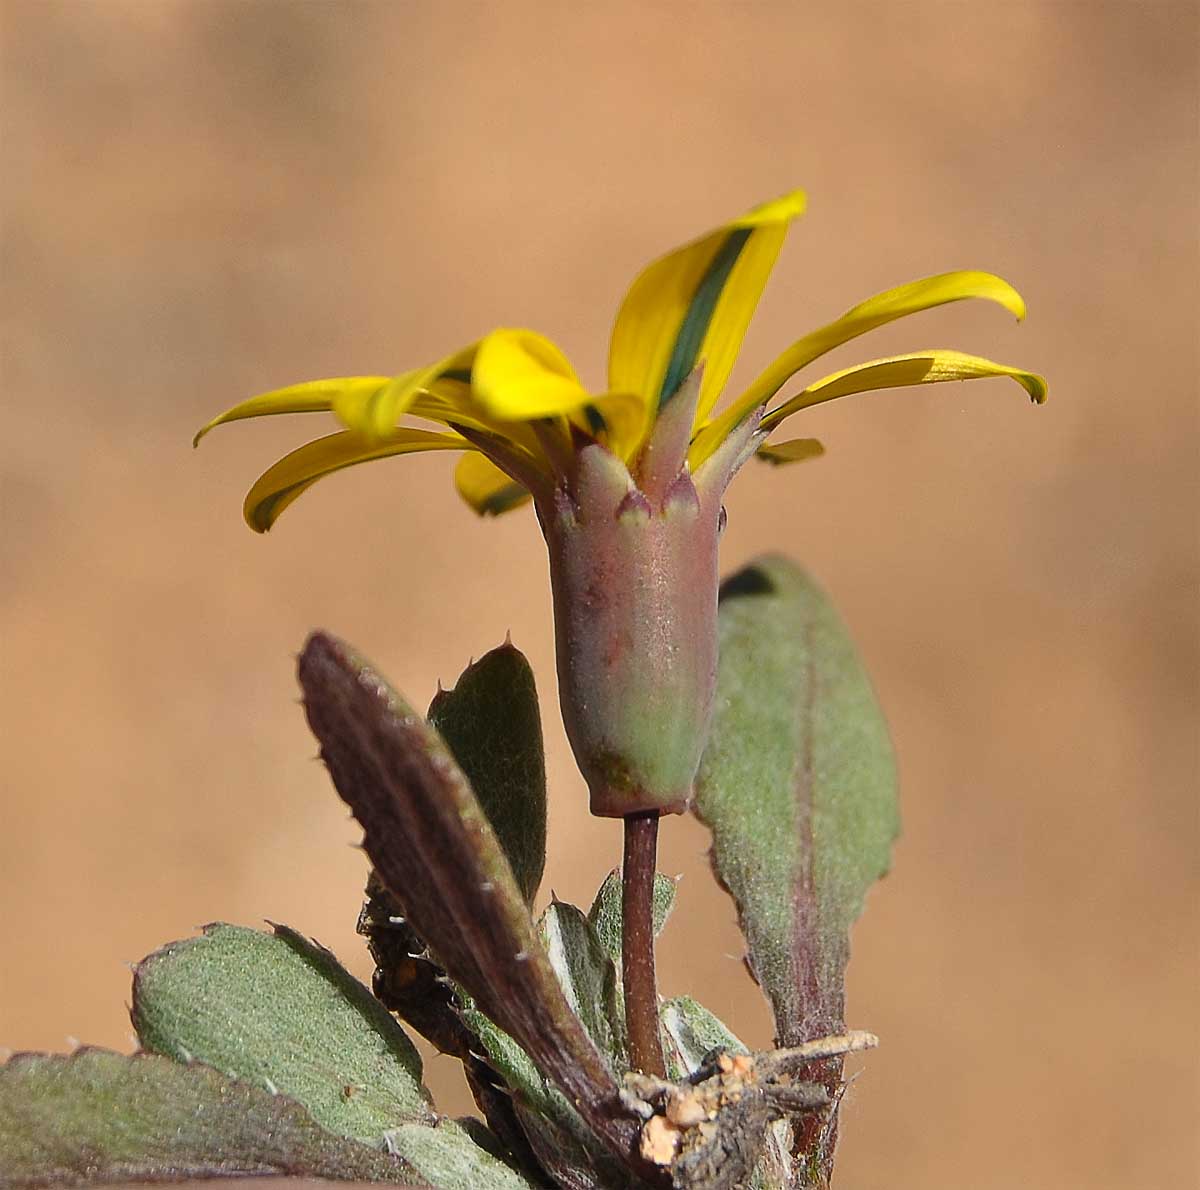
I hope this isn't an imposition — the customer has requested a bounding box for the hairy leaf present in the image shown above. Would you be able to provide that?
[132,923,433,1144]
[455,996,635,1190]
[695,555,898,1043]
[357,874,551,1185]
[657,1001,795,1190]
[428,643,547,905]
[0,1048,422,1186]
[695,556,897,1183]
[383,1120,538,1190]
[540,900,625,1065]
[658,996,746,1081]
[297,632,647,1177]
[587,870,679,965]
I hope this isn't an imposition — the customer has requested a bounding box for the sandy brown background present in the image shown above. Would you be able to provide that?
[2,2,1196,1187]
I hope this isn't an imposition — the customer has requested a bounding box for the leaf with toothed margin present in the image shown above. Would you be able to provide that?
[694,555,898,1184]
[428,642,547,906]
[356,873,551,1185]
[450,895,645,1185]
[454,993,637,1190]
[130,924,537,1189]
[586,868,679,965]
[297,632,646,1177]
[132,923,433,1145]
[0,1048,425,1186]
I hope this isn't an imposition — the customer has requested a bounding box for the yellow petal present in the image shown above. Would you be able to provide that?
[336,346,477,441]
[608,190,806,416]
[756,438,826,465]
[243,428,468,533]
[760,349,1048,432]
[453,452,532,516]
[578,390,652,462]
[472,328,591,420]
[193,377,391,446]
[695,271,1030,460]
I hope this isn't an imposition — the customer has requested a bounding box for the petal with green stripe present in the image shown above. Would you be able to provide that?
[761,348,1047,431]
[336,345,479,441]
[756,437,826,465]
[243,428,468,532]
[608,191,806,416]
[453,452,531,516]
[692,270,1031,465]
[193,376,392,446]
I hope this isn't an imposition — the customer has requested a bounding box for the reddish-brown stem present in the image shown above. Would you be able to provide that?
[622,811,666,1077]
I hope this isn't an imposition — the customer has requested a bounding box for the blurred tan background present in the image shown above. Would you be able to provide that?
[2,2,1196,1186]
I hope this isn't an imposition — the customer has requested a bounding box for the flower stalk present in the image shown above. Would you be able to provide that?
[621,811,666,1077]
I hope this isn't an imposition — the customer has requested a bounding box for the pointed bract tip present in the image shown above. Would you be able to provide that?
[662,471,700,515]
[615,488,652,523]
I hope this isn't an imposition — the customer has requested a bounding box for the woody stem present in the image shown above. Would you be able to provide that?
[622,811,666,1077]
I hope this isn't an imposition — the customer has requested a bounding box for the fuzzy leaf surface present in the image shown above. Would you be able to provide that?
[659,996,747,1081]
[587,870,678,966]
[132,923,433,1144]
[428,643,547,905]
[297,632,645,1175]
[695,555,898,1045]
[381,1120,538,1190]
[657,1000,794,1189]
[454,997,635,1190]
[356,876,549,1185]
[0,1048,423,1186]
[540,900,625,1065]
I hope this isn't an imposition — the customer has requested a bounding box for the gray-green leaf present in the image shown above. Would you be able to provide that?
[695,555,898,1046]
[540,900,625,1065]
[428,642,547,905]
[587,869,678,965]
[383,1120,538,1190]
[454,997,635,1190]
[132,923,433,1145]
[657,1000,795,1190]
[659,995,747,1080]
[0,1048,423,1186]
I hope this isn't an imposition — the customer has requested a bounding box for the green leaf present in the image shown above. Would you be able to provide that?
[656,999,797,1189]
[383,1120,538,1190]
[659,995,747,1080]
[539,900,625,1065]
[453,998,634,1190]
[428,643,547,905]
[297,632,642,1172]
[130,925,538,1188]
[694,555,898,1047]
[132,923,433,1145]
[355,876,546,1184]
[586,868,679,965]
[0,1048,423,1186]
[695,556,898,1184]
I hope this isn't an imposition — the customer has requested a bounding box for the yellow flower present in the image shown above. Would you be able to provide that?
[196,189,1044,531]
[197,191,1045,817]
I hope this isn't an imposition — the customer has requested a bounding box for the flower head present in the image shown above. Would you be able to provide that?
[198,190,1045,816]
